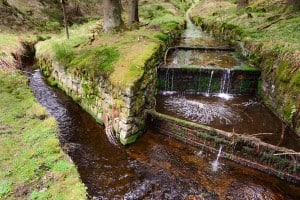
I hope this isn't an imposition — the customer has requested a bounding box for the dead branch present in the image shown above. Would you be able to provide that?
[276,122,287,146]
[251,132,274,136]
[273,152,300,156]
[258,14,294,30]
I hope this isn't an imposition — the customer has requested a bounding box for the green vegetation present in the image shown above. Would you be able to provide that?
[191,0,300,53]
[0,0,102,32]
[0,71,86,199]
[235,63,259,71]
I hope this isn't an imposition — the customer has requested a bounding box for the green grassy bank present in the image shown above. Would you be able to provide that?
[190,0,300,133]
[0,70,86,199]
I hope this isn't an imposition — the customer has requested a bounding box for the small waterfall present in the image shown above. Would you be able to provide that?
[212,145,223,172]
[165,68,170,91]
[218,69,233,100]
[205,70,214,96]
[164,68,174,92]
[220,69,231,93]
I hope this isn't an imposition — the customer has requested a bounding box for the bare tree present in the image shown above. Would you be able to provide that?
[128,0,139,27]
[103,0,124,33]
[288,0,300,6]
[61,0,69,39]
[237,0,249,8]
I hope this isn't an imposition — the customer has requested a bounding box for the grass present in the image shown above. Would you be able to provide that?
[0,70,86,199]
[190,0,300,52]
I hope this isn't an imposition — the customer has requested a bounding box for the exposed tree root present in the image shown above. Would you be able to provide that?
[0,57,15,71]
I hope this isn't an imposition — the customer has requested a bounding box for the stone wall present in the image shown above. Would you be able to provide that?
[37,29,182,145]
[191,16,300,136]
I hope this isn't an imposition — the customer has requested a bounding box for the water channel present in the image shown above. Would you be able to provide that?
[157,10,300,152]
[30,69,300,199]
[28,10,300,200]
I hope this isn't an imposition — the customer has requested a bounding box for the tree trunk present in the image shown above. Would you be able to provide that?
[61,0,69,39]
[103,0,124,33]
[288,0,300,6]
[237,0,249,8]
[128,0,139,27]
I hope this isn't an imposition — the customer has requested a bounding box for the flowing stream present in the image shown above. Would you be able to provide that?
[157,9,300,152]
[28,8,300,199]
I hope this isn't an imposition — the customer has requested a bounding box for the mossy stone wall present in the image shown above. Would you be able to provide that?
[37,29,182,145]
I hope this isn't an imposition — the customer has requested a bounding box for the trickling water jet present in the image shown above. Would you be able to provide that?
[221,69,231,93]
[217,69,233,100]
[205,70,214,97]
[212,145,223,172]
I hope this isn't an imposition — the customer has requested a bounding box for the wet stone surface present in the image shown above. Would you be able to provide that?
[165,50,240,68]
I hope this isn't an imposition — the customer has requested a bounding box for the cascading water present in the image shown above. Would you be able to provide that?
[220,69,231,93]
[205,70,214,97]
[211,145,223,172]
[164,68,174,92]
[217,69,233,100]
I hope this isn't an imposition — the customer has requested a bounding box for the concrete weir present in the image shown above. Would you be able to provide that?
[147,110,300,184]
[157,67,260,95]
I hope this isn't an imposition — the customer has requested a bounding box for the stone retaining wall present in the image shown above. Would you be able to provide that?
[37,29,183,145]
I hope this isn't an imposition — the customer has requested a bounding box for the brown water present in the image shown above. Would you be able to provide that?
[156,92,300,152]
[29,70,300,199]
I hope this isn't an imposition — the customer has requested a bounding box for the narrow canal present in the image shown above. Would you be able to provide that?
[29,70,300,199]
[28,8,300,199]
